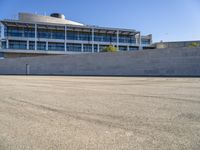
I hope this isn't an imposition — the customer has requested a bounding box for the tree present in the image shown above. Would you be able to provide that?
[190,42,200,47]
[102,45,117,52]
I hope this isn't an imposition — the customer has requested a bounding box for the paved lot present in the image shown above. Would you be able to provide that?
[0,76,200,150]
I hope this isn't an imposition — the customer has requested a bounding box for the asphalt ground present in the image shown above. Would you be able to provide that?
[0,76,200,150]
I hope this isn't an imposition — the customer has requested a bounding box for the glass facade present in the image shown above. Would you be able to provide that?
[5,26,35,38]
[83,44,92,52]
[37,41,46,50]
[129,46,139,51]
[29,41,35,50]
[1,41,6,49]
[0,22,152,52]
[38,29,65,39]
[119,36,136,44]
[94,44,98,52]
[67,31,92,41]
[4,25,137,44]
[119,46,127,51]
[67,43,81,52]
[48,42,65,51]
[141,39,151,45]
[9,40,26,50]
[94,33,117,43]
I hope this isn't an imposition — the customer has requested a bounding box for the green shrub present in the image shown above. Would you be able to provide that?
[102,45,117,52]
[190,42,200,47]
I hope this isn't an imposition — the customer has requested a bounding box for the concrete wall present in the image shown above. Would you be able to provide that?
[0,47,200,76]
[2,52,56,58]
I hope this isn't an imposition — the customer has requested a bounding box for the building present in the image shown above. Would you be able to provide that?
[154,41,200,49]
[0,12,153,58]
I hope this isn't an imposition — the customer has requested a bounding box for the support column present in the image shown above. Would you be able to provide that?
[6,39,9,49]
[97,44,100,53]
[27,40,29,50]
[139,32,143,50]
[65,25,67,52]
[81,43,84,52]
[116,30,119,51]
[92,28,94,53]
[35,24,37,51]
[127,46,130,51]
[149,34,153,45]
[46,41,48,51]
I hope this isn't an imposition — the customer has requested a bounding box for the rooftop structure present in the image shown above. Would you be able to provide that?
[0,12,153,58]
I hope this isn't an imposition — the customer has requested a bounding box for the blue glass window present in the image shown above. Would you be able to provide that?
[141,39,150,45]
[29,41,35,50]
[83,44,92,52]
[5,26,35,38]
[48,42,64,51]
[9,40,27,50]
[37,42,46,50]
[129,46,139,51]
[1,41,6,49]
[67,43,81,52]
[119,46,127,51]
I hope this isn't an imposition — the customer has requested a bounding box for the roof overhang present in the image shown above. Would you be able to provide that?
[1,20,139,35]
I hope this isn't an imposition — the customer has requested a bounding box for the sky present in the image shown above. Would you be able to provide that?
[0,0,200,42]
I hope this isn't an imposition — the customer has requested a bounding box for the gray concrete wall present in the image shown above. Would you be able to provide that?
[0,47,200,76]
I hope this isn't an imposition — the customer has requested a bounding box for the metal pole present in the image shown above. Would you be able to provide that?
[26,64,30,75]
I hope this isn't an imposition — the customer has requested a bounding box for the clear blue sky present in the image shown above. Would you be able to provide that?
[0,0,200,42]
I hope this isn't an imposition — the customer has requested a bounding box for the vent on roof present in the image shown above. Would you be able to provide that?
[50,13,65,20]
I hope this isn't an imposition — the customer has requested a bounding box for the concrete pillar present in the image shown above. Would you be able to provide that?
[149,34,153,45]
[6,39,9,49]
[92,28,94,53]
[46,41,48,51]
[65,25,67,52]
[138,32,143,50]
[116,30,119,51]
[127,46,129,51]
[27,40,29,50]
[35,24,37,51]
[81,43,84,52]
[97,44,100,53]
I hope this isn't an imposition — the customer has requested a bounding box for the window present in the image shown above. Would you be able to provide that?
[48,42,64,51]
[67,31,79,40]
[1,41,6,49]
[5,26,35,38]
[29,41,35,50]
[83,44,92,52]
[67,43,81,52]
[79,32,92,41]
[94,33,116,43]
[94,44,98,52]
[9,40,27,50]
[141,39,150,45]
[119,46,127,51]
[37,42,46,50]
[129,46,139,51]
